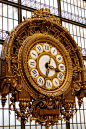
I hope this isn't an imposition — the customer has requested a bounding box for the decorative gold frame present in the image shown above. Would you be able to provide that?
[0,8,85,127]
[18,34,73,97]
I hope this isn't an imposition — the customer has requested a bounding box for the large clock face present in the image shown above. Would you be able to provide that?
[19,34,73,97]
[28,43,66,90]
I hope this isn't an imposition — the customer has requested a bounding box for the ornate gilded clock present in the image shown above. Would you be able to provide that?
[18,34,72,98]
[0,8,85,128]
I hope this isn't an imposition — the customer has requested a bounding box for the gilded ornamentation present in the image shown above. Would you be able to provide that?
[0,8,85,128]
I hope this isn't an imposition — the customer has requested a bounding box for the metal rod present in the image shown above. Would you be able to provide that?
[66,118,70,129]
[58,0,62,24]
[18,0,22,24]
[46,126,49,129]
[21,117,25,129]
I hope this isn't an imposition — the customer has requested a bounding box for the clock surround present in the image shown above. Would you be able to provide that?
[18,34,73,97]
[0,8,85,128]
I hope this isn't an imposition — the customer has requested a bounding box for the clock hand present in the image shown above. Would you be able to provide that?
[45,56,52,69]
[44,56,51,86]
[46,68,49,78]
[48,65,60,72]
[49,56,51,64]
[45,68,49,86]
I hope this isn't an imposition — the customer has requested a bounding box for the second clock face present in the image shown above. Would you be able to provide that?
[27,42,66,90]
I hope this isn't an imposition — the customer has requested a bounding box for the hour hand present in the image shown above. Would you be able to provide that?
[45,68,49,78]
[44,68,49,86]
[48,65,60,72]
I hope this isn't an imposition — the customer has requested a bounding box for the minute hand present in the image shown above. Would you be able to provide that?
[48,65,60,72]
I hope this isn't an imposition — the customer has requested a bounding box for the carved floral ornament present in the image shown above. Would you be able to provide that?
[0,8,85,128]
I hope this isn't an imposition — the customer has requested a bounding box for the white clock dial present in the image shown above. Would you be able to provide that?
[31,50,38,59]
[36,44,43,53]
[37,77,44,85]
[59,64,65,71]
[46,80,52,89]
[27,42,66,92]
[58,72,64,80]
[56,55,63,63]
[29,59,36,68]
[51,47,57,55]
[44,44,50,52]
[31,69,38,78]
[39,55,56,76]
[53,78,59,87]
